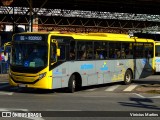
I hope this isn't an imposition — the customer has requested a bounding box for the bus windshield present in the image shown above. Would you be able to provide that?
[10,42,48,68]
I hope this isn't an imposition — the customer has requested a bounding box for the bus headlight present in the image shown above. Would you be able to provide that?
[39,72,46,80]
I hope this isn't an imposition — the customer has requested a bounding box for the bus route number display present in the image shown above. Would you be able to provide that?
[15,35,43,41]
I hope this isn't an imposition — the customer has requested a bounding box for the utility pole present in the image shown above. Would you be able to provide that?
[29,0,33,32]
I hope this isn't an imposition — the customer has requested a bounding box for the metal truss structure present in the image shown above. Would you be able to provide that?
[0,6,160,33]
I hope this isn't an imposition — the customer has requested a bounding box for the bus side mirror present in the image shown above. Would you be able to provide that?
[4,42,11,56]
[57,49,60,56]
[51,39,56,43]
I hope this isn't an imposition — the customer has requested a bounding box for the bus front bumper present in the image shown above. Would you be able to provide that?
[9,73,52,89]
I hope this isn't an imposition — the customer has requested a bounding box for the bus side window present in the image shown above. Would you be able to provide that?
[58,45,66,60]
[77,42,86,60]
[134,43,144,58]
[86,42,93,59]
[122,43,133,59]
[144,43,153,58]
[50,43,57,63]
[70,41,75,60]
[109,42,121,59]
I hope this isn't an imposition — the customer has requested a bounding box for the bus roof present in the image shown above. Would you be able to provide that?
[16,31,155,43]
[155,41,160,45]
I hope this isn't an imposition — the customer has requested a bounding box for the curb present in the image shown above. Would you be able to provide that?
[0,74,9,81]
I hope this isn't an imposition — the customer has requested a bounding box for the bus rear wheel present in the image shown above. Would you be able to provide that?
[124,69,132,85]
[68,75,76,93]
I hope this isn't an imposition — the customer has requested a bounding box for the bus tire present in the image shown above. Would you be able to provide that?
[68,75,76,93]
[124,69,132,85]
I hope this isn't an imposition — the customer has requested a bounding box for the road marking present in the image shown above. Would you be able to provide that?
[84,88,96,91]
[82,95,107,98]
[133,93,160,99]
[148,96,160,99]
[0,108,8,111]
[105,85,120,91]
[133,93,146,98]
[0,84,10,89]
[0,91,13,95]
[0,108,28,111]
[123,84,138,91]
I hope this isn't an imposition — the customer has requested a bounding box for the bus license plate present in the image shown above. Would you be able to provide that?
[19,84,26,87]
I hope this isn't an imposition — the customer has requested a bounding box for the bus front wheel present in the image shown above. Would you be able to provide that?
[68,75,76,93]
[124,69,132,85]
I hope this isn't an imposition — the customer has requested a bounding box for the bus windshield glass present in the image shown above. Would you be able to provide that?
[10,42,48,68]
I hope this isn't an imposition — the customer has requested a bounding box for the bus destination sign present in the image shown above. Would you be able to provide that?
[14,35,45,41]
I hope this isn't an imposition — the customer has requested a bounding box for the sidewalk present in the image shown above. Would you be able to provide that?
[0,74,9,82]
[134,75,160,94]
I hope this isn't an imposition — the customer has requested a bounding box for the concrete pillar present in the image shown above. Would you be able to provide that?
[32,15,38,32]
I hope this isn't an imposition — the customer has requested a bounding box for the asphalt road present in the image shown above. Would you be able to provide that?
[0,75,160,120]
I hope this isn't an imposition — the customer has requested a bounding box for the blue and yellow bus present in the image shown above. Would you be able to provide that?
[8,32,155,92]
